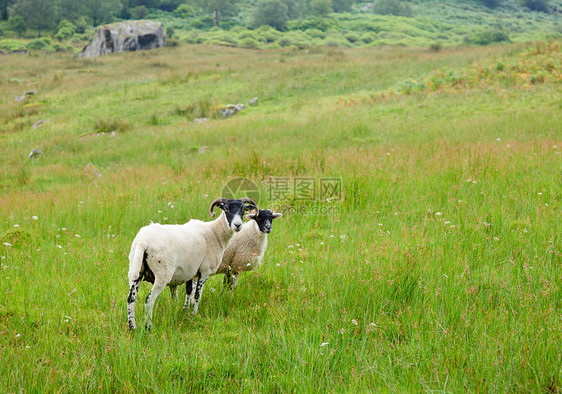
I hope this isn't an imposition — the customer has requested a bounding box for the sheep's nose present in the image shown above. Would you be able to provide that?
[233,222,242,231]
[265,227,271,233]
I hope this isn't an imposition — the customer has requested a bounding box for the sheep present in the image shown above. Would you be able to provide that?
[126,197,257,331]
[216,209,282,292]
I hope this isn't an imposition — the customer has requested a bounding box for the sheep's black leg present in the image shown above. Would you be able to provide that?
[230,272,239,292]
[127,278,141,330]
[169,285,178,300]
[185,275,198,310]
[192,275,208,316]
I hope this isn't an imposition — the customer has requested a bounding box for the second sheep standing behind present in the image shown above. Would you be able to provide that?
[218,209,282,291]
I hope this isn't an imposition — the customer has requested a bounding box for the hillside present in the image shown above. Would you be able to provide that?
[0,0,561,52]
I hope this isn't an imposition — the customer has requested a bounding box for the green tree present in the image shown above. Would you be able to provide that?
[173,3,194,17]
[253,0,289,30]
[58,0,87,22]
[11,0,57,36]
[7,14,26,36]
[310,0,332,16]
[332,0,353,12]
[522,0,550,12]
[190,0,237,27]
[0,0,15,20]
[85,0,123,26]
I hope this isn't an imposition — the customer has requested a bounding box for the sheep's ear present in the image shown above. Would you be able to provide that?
[245,213,257,220]
[272,212,283,219]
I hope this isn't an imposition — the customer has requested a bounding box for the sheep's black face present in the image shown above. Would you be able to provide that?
[221,199,257,232]
[247,209,282,234]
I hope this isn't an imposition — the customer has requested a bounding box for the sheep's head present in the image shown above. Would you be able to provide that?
[209,197,258,232]
[246,209,282,234]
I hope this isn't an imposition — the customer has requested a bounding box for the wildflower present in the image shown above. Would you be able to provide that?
[32,216,38,220]
[56,245,62,249]
[351,319,358,325]
[3,243,12,247]
[13,224,19,228]
[75,234,80,238]
[436,212,442,216]
[276,263,280,267]
[320,342,329,347]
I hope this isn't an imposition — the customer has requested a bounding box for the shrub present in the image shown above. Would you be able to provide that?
[75,17,89,34]
[344,32,361,43]
[239,37,260,48]
[0,39,26,51]
[361,33,376,43]
[8,15,26,37]
[372,0,412,17]
[52,43,66,52]
[174,4,194,18]
[131,6,149,20]
[55,27,75,41]
[467,29,510,45]
[288,18,335,32]
[277,37,292,47]
[522,0,550,12]
[429,42,442,52]
[166,27,175,39]
[27,38,50,50]
[305,28,326,39]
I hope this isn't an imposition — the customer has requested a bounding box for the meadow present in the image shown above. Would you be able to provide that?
[0,41,561,391]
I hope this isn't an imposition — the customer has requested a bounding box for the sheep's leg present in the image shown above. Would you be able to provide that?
[184,275,199,309]
[127,278,141,330]
[191,275,208,316]
[169,285,178,300]
[144,280,166,331]
[229,271,239,292]
[223,270,233,290]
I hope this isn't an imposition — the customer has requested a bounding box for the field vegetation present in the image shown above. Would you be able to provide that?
[0,38,561,391]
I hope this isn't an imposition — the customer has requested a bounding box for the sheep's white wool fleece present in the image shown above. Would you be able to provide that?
[217,220,267,274]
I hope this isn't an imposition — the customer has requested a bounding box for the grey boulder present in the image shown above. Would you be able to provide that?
[79,20,165,58]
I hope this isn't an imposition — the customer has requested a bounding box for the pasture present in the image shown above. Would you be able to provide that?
[0,41,561,391]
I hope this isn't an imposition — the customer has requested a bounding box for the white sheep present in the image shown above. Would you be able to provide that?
[126,197,257,331]
[215,209,282,291]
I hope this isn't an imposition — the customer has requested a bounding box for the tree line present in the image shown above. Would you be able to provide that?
[0,0,553,38]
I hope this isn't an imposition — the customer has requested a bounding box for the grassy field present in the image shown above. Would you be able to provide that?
[0,41,561,391]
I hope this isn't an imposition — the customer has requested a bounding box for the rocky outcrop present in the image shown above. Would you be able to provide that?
[79,20,165,58]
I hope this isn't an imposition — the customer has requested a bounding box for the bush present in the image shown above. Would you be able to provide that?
[166,27,175,39]
[467,29,510,45]
[372,0,412,17]
[131,6,149,19]
[239,37,260,48]
[8,15,26,37]
[55,27,75,41]
[27,38,50,50]
[522,0,550,12]
[75,17,89,34]
[288,18,335,32]
[305,28,326,39]
[344,32,361,43]
[52,43,66,52]
[429,42,442,52]
[0,39,26,51]
[174,4,194,18]
[277,37,292,47]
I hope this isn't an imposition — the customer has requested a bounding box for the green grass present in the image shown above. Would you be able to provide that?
[0,41,561,391]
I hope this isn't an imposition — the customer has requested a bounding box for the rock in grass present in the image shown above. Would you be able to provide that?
[15,95,26,102]
[247,97,258,106]
[31,120,46,129]
[84,163,102,178]
[79,20,166,58]
[28,149,43,159]
[219,104,246,118]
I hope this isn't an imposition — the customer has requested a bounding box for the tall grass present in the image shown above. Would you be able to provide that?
[0,42,560,391]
